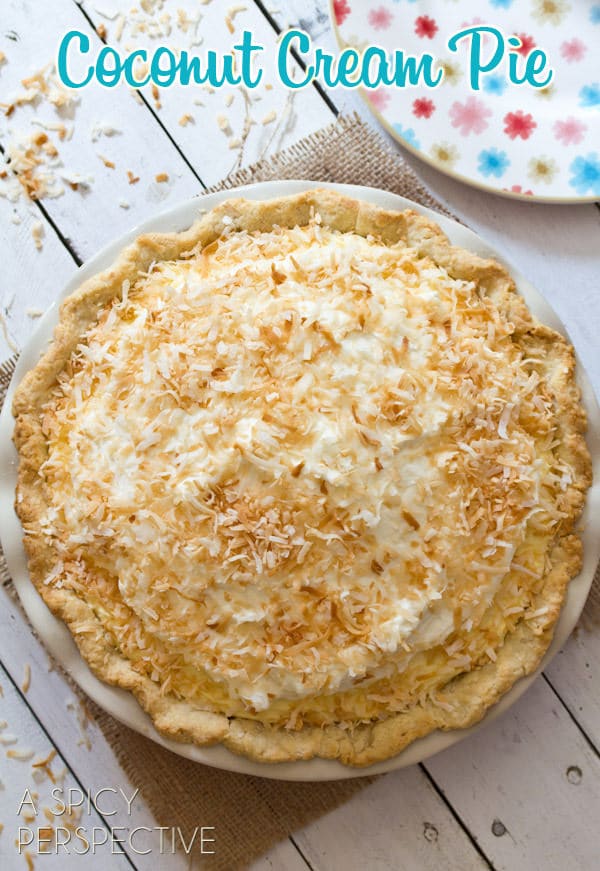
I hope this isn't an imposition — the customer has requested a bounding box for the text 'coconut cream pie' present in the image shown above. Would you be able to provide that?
[13,190,591,766]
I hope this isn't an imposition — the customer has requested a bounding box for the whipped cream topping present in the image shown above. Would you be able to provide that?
[38,221,566,716]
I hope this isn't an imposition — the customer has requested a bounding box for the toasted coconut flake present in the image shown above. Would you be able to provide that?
[31,222,44,251]
[7,747,35,761]
[261,110,277,126]
[21,664,31,693]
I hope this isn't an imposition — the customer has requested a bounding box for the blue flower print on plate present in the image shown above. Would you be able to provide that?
[483,74,507,96]
[478,148,510,178]
[392,123,420,149]
[569,153,600,195]
[579,84,600,108]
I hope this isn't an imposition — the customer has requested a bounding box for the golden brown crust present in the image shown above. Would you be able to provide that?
[13,189,592,766]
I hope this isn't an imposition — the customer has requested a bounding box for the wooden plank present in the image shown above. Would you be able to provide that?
[292,766,489,871]
[0,662,134,870]
[249,839,310,871]
[426,677,600,870]
[76,0,336,186]
[0,197,77,359]
[0,585,177,869]
[1,0,201,263]
[544,628,600,755]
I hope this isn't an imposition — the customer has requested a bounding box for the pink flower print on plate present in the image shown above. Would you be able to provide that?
[554,117,587,145]
[368,6,394,31]
[505,185,534,196]
[560,39,587,63]
[366,88,391,112]
[449,97,492,136]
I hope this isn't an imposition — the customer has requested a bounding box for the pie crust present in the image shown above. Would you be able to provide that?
[13,190,592,766]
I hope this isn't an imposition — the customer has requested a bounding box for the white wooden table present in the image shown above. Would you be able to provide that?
[1,2,599,869]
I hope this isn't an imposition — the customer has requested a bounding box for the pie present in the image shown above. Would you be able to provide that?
[13,189,592,766]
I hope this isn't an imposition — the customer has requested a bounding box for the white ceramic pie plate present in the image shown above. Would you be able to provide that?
[0,181,598,781]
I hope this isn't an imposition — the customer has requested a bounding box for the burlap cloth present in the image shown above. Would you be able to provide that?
[1,113,598,870]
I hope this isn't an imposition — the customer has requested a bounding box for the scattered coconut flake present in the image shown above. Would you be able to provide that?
[228,4,247,20]
[261,110,277,126]
[1,129,65,202]
[66,698,93,750]
[31,120,69,141]
[119,199,130,209]
[31,749,58,783]
[7,747,35,761]
[26,308,44,319]
[217,114,231,134]
[224,93,234,108]
[21,664,31,693]
[60,171,93,191]
[90,121,120,142]
[114,13,126,41]
[31,221,44,250]
[98,154,115,169]
[94,6,120,20]
[0,311,18,353]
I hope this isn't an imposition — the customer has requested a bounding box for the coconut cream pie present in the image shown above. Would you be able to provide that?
[13,190,591,766]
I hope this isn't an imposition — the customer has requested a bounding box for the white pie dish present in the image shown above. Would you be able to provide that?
[0,180,598,781]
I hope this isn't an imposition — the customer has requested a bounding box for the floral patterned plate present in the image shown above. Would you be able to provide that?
[331,0,600,202]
